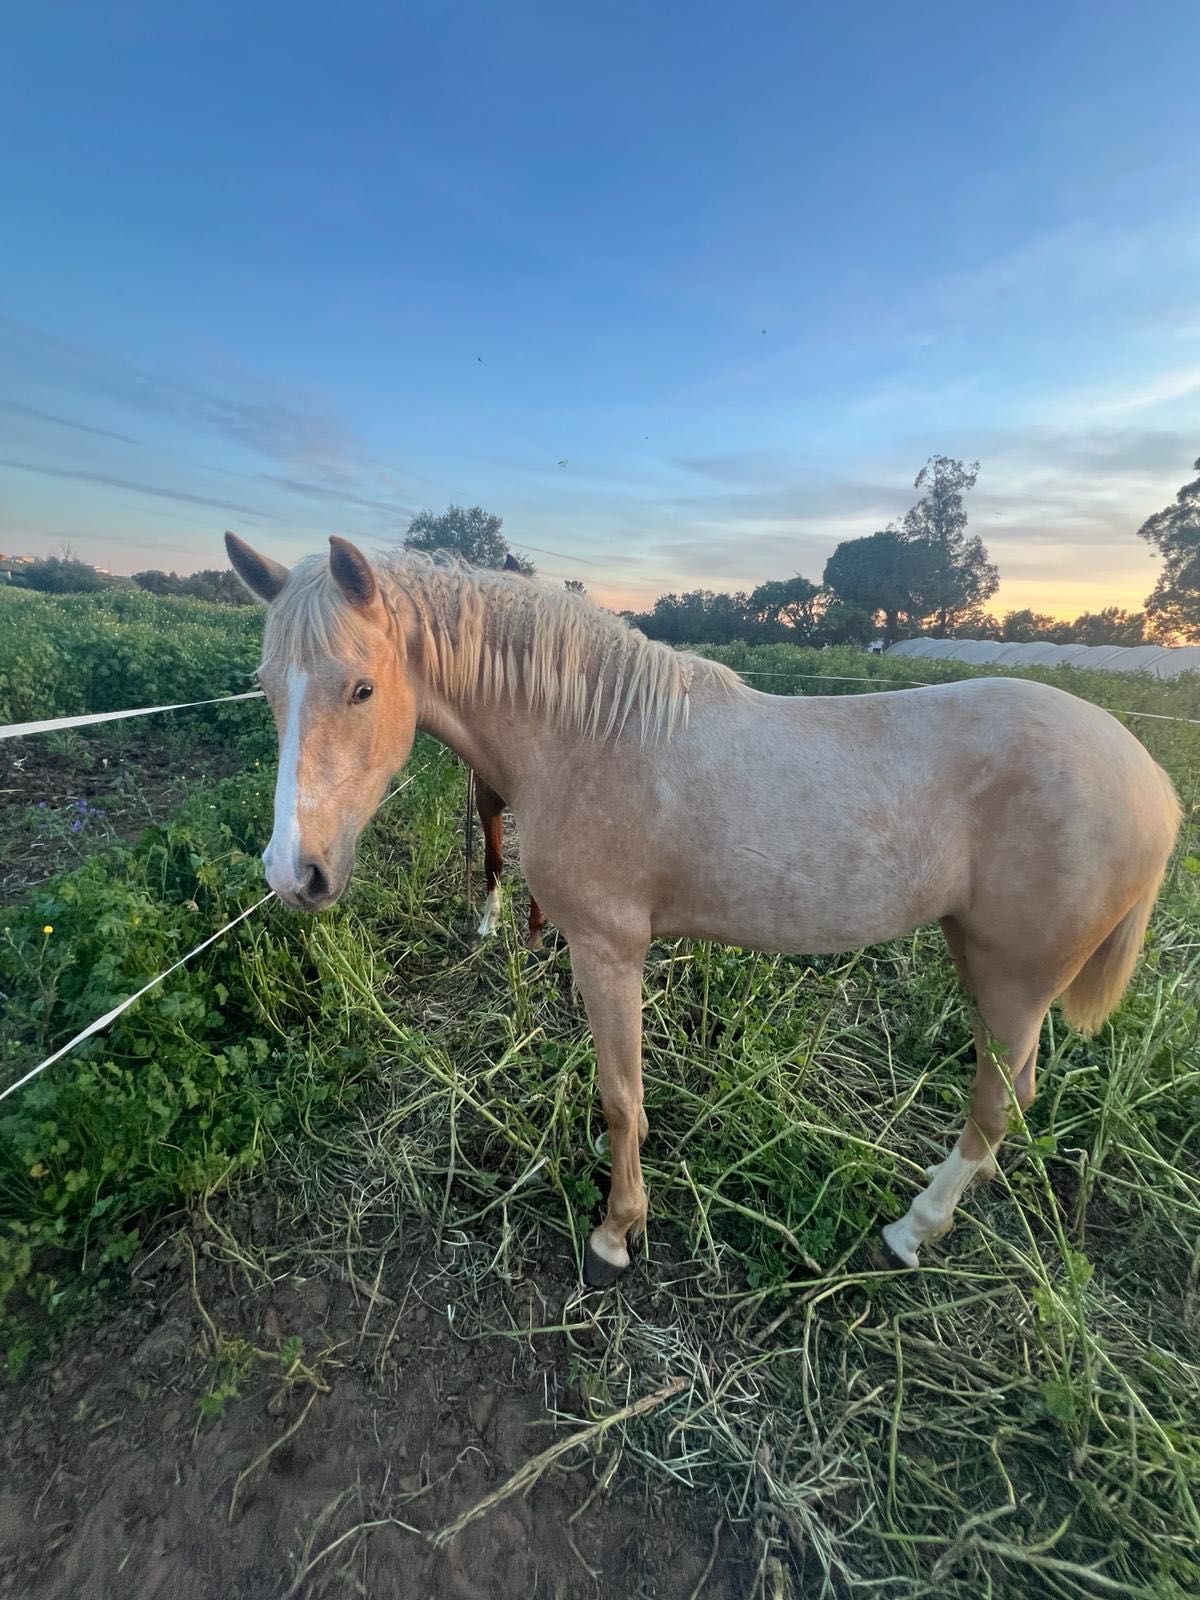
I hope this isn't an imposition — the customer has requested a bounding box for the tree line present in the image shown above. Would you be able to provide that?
[1,553,256,605]
[4,449,1197,643]
[624,452,1200,647]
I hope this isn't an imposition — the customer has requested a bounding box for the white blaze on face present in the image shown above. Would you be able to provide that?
[263,668,309,895]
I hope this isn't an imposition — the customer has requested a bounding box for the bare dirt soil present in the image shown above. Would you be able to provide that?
[0,1200,753,1600]
[0,731,247,903]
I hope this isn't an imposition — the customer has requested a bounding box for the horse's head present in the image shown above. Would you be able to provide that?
[226,532,417,911]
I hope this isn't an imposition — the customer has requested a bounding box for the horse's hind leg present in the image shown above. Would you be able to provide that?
[475,780,505,937]
[527,895,547,953]
[883,944,1050,1268]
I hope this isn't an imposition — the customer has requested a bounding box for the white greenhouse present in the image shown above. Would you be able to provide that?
[886,637,1200,679]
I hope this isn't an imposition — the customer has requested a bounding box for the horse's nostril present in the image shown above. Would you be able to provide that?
[300,859,329,903]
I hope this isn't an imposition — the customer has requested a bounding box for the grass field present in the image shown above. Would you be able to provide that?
[2,603,1199,1597]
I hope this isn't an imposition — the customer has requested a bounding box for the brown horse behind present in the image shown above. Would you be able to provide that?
[471,773,546,948]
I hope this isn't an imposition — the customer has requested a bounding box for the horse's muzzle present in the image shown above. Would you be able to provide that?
[265,853,348,913]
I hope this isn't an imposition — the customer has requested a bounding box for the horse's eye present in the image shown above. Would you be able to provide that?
[351,680,374,704]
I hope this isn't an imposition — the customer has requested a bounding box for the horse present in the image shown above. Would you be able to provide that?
[225,532,1182,1286]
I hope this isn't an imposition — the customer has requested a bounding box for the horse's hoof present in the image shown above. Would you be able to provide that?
[583,1239,627,1288]
[524,948,549,971]
[880,1220,920,1270]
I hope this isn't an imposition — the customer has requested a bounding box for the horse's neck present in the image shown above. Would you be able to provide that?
[415,680,561,807]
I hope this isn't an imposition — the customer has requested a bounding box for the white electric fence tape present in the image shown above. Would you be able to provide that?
[0,690,264,742]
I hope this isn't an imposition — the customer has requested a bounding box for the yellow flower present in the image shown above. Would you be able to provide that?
[41,924,53,936]
[29,1163,46,1179]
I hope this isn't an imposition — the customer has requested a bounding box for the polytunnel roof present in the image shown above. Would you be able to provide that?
[885,637,1200,680]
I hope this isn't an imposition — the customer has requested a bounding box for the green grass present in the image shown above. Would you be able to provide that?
[2,638,1200,1595]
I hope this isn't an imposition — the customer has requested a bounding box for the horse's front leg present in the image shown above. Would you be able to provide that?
[568,929,650,1287]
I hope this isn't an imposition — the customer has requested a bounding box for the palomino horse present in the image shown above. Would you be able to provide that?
[226,533,1181,1286]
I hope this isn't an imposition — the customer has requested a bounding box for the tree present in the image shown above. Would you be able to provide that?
[999,608,1060,643]
[182,568,256,605]
[18,555,116,594]
[823,531,939,643]
[1138,457,1200,641]
[403,504,535,573]
[745,575,823,642]
[813,599,875,647]
[564,578,587,595]
[951,610,1000,639]
[133,569,176,596]
[1070,607,1146,646]
[900,455,997,636]
[625,588,753,645]
[133,567,255,605]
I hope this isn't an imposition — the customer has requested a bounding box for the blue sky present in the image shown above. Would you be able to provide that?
[2,1,1197,614]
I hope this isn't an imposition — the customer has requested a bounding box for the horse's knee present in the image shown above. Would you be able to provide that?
[599,1088,642,1137]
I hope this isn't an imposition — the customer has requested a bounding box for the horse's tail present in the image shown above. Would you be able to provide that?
[1059,766,1182,1036]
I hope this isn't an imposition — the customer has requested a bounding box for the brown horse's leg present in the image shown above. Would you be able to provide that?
[568,930,650,1286]
[474,779,506,936]
[884,950,1050,1268]
[527,895,546,952]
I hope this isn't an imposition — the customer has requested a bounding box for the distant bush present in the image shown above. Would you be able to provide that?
[9,556,124,595]
[132,568,255,606]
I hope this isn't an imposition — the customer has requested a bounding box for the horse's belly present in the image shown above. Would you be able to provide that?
[650,859,949,956]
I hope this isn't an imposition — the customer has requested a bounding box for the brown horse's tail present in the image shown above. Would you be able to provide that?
[1059,767,1182,1036]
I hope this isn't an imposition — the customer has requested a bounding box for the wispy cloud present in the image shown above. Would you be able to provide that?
[975,425,1195,477]
[258,471,418,520]
[0,317,354,470]
[0,520,213,562]
[670,449,798,484]
[668,477,906,525]
[1080,366,1200,417]
[653,529,850,583]
[0,317,432,541]
[0,401,141,446]
[928,224,1150,314]
[0,456,276,523]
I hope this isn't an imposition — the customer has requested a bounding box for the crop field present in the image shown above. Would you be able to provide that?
[1,589,1199,1599]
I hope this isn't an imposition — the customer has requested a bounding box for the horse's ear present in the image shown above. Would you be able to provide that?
[329,536,377,609]
[225,531,289,602]
[503,552,521,572]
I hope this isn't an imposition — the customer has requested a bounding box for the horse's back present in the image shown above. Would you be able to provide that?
[642,674,1175,953]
